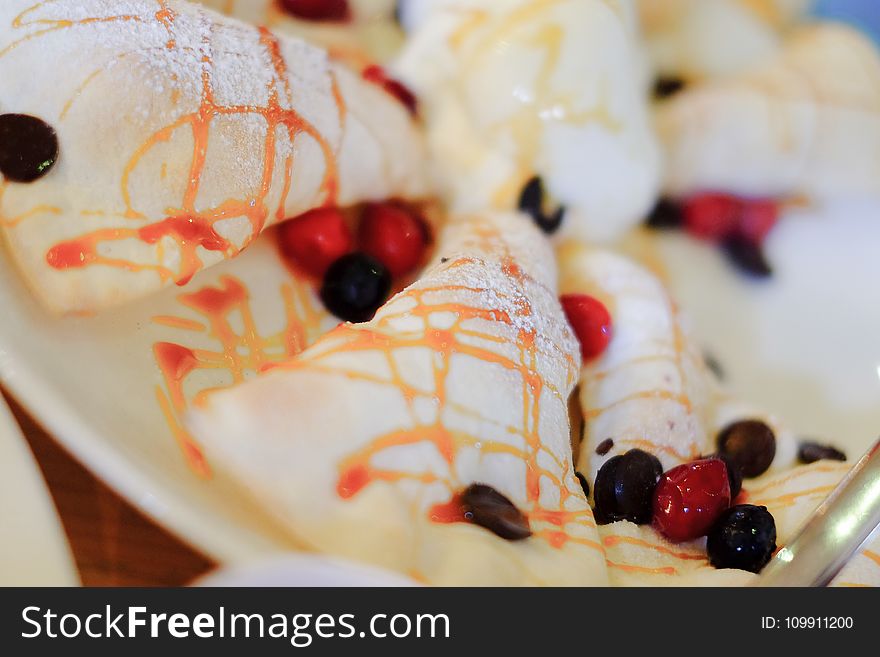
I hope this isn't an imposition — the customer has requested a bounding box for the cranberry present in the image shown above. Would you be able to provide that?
[560,294,613,361]
[362,65,418,115]
[358,202,428,278]
[653,459,731,543]
[278,207,353,278]
[682,193,740,241]
[736,199,778,244]
[277,0,350,22]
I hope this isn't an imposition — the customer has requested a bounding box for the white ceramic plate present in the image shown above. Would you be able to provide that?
[1,202,879,566]
[0,396,78,586]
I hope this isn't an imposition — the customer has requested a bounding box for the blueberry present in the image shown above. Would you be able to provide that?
[798,441,846,464]
[575,471,590,498]
[461,483,531,541]
[707,504,777,573]
[320,252,391,323]
[644,198,683,230]
[716,452,743,499]
[593,449,663,525]
[722,234,773,278]
[717,419,776,478]
[0,114,59,183]
[518,176,565,235]
[653,76,686,100]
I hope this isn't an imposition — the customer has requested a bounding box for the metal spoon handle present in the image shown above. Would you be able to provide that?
[752,437,880,587]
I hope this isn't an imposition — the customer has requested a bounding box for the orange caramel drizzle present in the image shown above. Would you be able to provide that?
[151,272,327,476]
[273,223,597,553]
[3,3,343,285]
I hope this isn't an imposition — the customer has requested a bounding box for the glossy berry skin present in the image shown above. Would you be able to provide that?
[362,65,418,115]
[653,459,731,543]
[0,114,59,183]
[278,0,350,22]
[682,193,740,241]
[736,199,778,244]
[278,207,353,278]
[320,252,391,323]
[717,419,776,478]
[593,449,663,525]
[359,202,428,277]
[707,504,777,573]
[560,294,613,361]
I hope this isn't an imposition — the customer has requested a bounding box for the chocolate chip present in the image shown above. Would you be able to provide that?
[460,483,531,541]
[717,419,776,478]
[595,438,614,456]
[575,472,590,498]
[0,114,59,183]
[440,257,449,264]
[798,441,846,464]
[518,176,566,235]
[644,198,684,230]
[653,76,686,100]
[722,235,773,278]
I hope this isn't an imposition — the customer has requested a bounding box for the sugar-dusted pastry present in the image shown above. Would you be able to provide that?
[0,0,427,313]
[394,0,660,243]
[197,0,404,67]
[190,212,609,586]
[639,0,813,82]
[656,23,880,201]
[559,242,879,586]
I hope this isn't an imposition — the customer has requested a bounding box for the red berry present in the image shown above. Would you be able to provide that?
[683,193,741,241]
[358,202,428,278]
[278,0,350,22]
[560,294,613,361]
[362,65,418,115]
[653,459,731,543]
[736,199,779,244]
[278,207,353,278]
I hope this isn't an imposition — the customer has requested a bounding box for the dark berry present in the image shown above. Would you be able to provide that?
[722,234,773,278]
[653,459,731,542]
[707,504,777,573]
[653,76,686,100]
[593,449,663,525]
[645,198,684,230]
[461,483,531,541]
[358,202,428,277]
[0,114,59,183]
[575,472,590,498]
[518,176,565,234]
[703,350,725,380]
[798,441,846,464]
[320,252,391,323]
[595,438,614,456]
[278,0,350,22]
[278,207,353,278]
[736,199,779,244]
[560,294,613,361]
[716,452,743,499]
[717,419,776,478]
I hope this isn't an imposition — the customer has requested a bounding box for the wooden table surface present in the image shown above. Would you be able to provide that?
[4,391,215,587]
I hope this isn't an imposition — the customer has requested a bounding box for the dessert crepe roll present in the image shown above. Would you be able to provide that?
[639,0,813,82]
[0,0,427,313]
[190,212,608,586]
[197,0,404,67]
[657,23,880,201]
[558,243,715,482]
[394,0,661,243]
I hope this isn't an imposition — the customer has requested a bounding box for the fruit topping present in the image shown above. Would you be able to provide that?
[358,202,428,277]
[362,65,418,115]
[278,0,351,22]
[0,114,59,183]
[707,504,777,573]
[653,458,731,543]
[595,438,614,456]
[320,252,391,323]
[797,441,847,464]
[460,483,532,541]
[593,449,663,525]
[722,234,773,278]
[715,452,743,500]
[644,198,684,230]
[518,176,566,235]
[560,294,613,361]
[575,472,590,498]
[653,76,686,100]
[717,419,776,478]
[278,207,353,278]
[736,198,778,244]
[682,193,740,241]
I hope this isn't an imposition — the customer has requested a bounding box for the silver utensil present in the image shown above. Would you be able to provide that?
[752,437,880,587]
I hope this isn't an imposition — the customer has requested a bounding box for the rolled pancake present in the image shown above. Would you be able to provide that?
[656,23,880,201]
[561,242,879,586]
[0,0,427,313]
[190,212,608,586]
